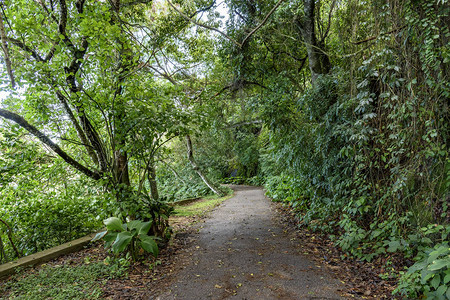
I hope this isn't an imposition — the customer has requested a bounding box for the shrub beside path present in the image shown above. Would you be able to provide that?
[156,185,345,299]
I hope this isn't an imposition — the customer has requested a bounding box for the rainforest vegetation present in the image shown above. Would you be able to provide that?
[0,0,448,298]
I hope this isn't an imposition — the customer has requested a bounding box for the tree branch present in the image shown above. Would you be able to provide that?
[241,0,285,47]
[7,37,44,61]
[351,26,406,45]
[0,108,101,180]
[168,0,284,49]
[55,91,99,165]
[167,0,242,47]
[188,0,216,18]
[227,120,263,128]
[185,135,224,196]
[262,39,307,63]
[35,0,58,23]
[319,0,337,43]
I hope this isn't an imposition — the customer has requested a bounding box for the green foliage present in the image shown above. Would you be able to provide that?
[2,194,108,257]
[396,242,450,299]
[264,175,308,211]
[261,71,356,231]
[0,126,112,261]
[0,0,448,296]
[156,164,215,202]
[113,192,174,239]
[93,217,159,260]
[220,176,264,186]
[154,137,231,202]
[0,260,128,300]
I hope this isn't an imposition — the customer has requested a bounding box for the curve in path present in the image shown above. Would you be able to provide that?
[157,185,344,300]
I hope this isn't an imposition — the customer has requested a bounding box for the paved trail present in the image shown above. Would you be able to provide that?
[157,186,344,300]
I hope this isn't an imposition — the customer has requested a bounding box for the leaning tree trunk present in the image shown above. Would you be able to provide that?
[186,135,224,196]
[164,161,187,185]
[296,0,331,84]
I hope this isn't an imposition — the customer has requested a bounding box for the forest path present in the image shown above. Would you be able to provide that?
[156,185,344,300]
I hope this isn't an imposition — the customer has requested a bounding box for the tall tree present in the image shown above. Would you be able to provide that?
[295,0,332,82]
[0,0,183,220]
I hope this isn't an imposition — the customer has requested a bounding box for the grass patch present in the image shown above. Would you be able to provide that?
[0,259,128,300]
[173,193,233,217]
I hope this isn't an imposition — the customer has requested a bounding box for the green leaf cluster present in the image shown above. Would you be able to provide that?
[93,217,159,260]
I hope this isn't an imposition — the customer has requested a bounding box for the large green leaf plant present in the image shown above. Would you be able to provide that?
[93,217,159,260]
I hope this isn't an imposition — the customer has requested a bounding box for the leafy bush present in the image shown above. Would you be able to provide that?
[260,6,449,291]
[265,175,297,204]
[0,129,114,261]
[93,217,159,260]
[396,242,450,299]
[1,191,111,259]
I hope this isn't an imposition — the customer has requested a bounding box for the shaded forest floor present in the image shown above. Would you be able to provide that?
[0,186,400,299]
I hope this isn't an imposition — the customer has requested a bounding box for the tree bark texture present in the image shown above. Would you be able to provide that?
[296,0,331,83]
[147,159,159,200]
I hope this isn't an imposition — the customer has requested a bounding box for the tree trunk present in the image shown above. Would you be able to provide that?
[186,135,224,196]
[55,91,99,166]
[147,158,159,200]
[296,0,331,83]
[0,8,15,88]
[114,149,130,186]
[0,218,21,258]
[0,236,6,263]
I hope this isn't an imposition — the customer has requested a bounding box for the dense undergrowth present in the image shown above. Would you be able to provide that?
[262,65,448,297]
[260,2,450,295]
[197,1,449,297]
